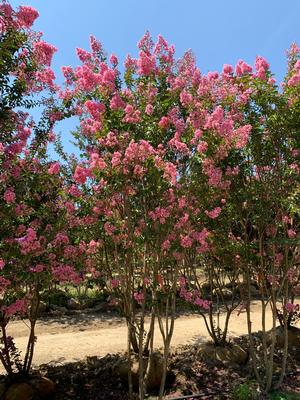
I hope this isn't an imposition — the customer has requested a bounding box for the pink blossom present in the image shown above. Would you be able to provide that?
[273,253,283,267]
[163,162,177,185]
[111,151,122,167]
[287,72,300,86]
[4,299,27,317]
[282,215,291,224]
[4,188,16,203]
[287,229,296,238]
[178,276,186,287]
[35,68,56,89]
[205,207,221,219]
[180,91,193,106]
[143,277,150,285]
[104,222,116,235]
[194,297,204,307]
[235,60,252,76]
[0,259,5,270]
[285,302,298,313]
[30,264,45,273]
[53,232,69,246]
[158,116,170,129]
[255,56,269,71]
[180,235,193,248]
[90,35,102,54]
[48,162,60,175]
[145,104,153,115]
[85,100,105,119]
[222,64,233,75]
[102,69,116,90]
[74,165,89,184]
[134,291,145,305]
[52,264,81,284]
[123,104,141,123]
[256,67,266,80]
[197,141,208,153]
[110,94,125,110]
[0,276,10,293]
[162,240,171,251]
[69,185,82,197]
[34,41,57,66]
[16,6,39,28]
[233,125,252,149]
[76,48,91,63]
[90,153,106,170]
[109,54,118,66]
[111,278,120,288]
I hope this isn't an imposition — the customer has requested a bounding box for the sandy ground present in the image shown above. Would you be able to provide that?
[2,301,298,372]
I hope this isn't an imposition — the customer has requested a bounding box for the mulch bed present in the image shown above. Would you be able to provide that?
[36,334,299,400]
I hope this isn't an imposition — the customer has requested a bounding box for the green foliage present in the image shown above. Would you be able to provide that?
[270,392,300,400]
[232,383,256,400]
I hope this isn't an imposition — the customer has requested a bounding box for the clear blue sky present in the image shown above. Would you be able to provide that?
[10,0,300,157]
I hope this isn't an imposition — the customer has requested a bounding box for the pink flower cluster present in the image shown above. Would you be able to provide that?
[3,299,28,317]
[17,228,41,255]
[34,41,57,66]
[179,277,211,310]
[134,291,145,305]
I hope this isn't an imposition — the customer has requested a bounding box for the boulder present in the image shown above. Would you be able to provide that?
[197,342,248,365]
[114,352,166,391]
[267,326,300,348]
[212,288,233,299]
[4,383,35,400]
[50,306,68,315]
[238,282,260,298]
[93,302,109,312]
[82,298,96,309]
[145,352,164,391]
[29,377,55,398]
[67,298,82,310]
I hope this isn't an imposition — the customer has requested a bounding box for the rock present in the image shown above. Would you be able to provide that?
[114,357,139,389]
[50,305,68,315]
[4,383,35,400]
[212,288,233,299]
[145,352,165,391]
[29,377,55,398]
[67,298,81,310]
[267,326,300,348]
[93,302,109,312]
[197,342,248,365]
[114,352,166,391]
[83,298,96,309]
[249,284,260,297]
[237,282,260,298]
[200,282,211,295]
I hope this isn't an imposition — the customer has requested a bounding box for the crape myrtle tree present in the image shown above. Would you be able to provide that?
[0,1,83,379]
[175,59,256,347]
[59,32,258,399]
[59,33,206,399]
[172,47,300,394]
[216,47,300,393]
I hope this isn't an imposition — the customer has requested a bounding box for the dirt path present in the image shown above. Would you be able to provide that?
[2,301,298,372]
